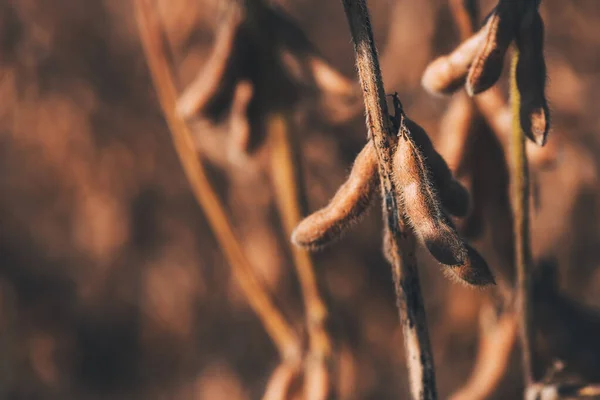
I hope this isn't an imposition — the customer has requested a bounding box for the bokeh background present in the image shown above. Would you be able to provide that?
[0,0,599,398]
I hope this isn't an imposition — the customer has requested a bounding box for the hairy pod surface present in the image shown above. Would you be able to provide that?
[291,141,378,249]
[444,244,496,286]
[405,119,471,217]
[421,28,486,95]
[516,10,550,146]
[393,128,467,266]
[466,2,518,96]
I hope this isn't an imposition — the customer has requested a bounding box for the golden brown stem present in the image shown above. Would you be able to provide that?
[526,383,600,400]
[449,0,478,39]
[510,48,535,385]
[268,113,333,399]
[309,56,356,97]
[262,361,303,400]
[176,4,242,119]
[135,0,301,361]
[434,0,478,174]
[341,0,437,398]
[449,303,518,400]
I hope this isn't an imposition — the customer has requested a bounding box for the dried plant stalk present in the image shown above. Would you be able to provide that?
[510,48,535,385]
[340,0,437,398]
[135,0,301,361]
[449,0,478,40]
[262,361,302,400]
[449,304,518,400]
[526,383,600,400]
[268,113,333,399]
[176,4,242,119]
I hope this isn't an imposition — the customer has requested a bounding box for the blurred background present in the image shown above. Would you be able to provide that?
[0,0,599,398]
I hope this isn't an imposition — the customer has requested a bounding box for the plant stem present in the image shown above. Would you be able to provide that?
[510,48,535,386]
[268,112,333,399]
[340,0,437,398]
[135,0,301,361]
[526,383,600,400]
[449,0,478,40]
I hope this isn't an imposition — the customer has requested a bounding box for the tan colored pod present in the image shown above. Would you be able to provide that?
[466,2,518,96]
[291,141,378,249]
[393,129,467,266]
[444,244,496,286]
[516,11,550,146]
[405,118,470,217]
[421,27,487,95]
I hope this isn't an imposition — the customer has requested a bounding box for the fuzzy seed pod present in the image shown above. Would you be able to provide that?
[466,2,518,96]
[444,244,496,286]
[405,118,471,217]
[440,179,471,218]
[382,226,393,265]
[292,141,378,249]
[516,11,550,146]
[421,28,486,95]
[393,129,467,266]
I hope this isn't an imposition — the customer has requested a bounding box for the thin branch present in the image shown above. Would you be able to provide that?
[340,0,437,398]
[448,0,478,40]
[510,48,535,385]
[135,0,301,361]
[176,4,242,119]
[262,361,303,400]
[268,112,333,399]
[449,302,518,400]
[526,383,600,400]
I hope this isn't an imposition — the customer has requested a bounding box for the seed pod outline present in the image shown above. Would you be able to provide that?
[466,1,519,96]
[393,124,467,267]
[404,118,471,217]
[291,141,379,249]
[515,9,550,146]
[421,28,487,95]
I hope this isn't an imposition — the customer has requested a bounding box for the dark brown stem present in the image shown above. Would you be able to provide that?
[340,0,437,398]
[510,49,535,385]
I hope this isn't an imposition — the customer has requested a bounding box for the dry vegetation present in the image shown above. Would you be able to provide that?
[1,0,600,399]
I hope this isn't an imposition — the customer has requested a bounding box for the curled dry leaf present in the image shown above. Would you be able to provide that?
[291,141,378,249]
[516,10,550,146]
[176,0,357,162]
[393,127,467,267]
